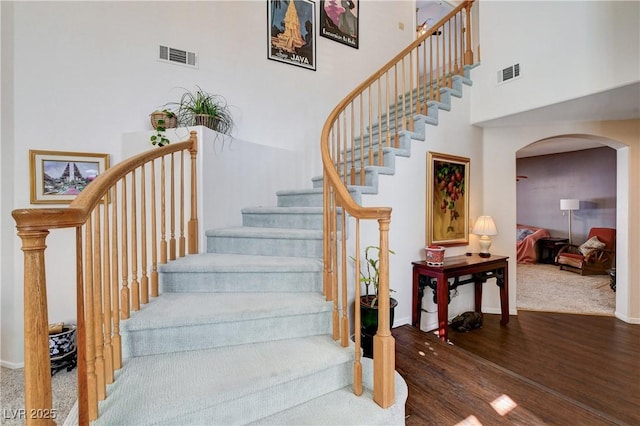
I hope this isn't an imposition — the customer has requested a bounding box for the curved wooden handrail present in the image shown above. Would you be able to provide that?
[320,0,476,409]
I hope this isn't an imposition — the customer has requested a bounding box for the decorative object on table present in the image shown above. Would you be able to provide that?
[426,151,470,246]
[560,198,580,245]
[29,150,110,204]
[449,311,482,332]
[150,109,177,147]
[424,245,446,266]
[49,323,77,375]
[167,86,234,134]
[556,227,616,275]
[268,0,316,71]
[351,245,397,358]
[320,0,359,49]
[471,216,498,258]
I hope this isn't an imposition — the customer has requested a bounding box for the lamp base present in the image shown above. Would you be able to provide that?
[477,235,492,258]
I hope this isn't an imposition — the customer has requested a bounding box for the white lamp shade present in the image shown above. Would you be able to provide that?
[471,216,498,236]
[560,199,580,211]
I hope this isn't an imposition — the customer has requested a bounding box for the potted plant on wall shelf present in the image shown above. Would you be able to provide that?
[352,245,397,358]
[149,109,177,147]
[170,86,234,135]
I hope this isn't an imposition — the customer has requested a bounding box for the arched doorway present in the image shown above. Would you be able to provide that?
[515,134,628,317]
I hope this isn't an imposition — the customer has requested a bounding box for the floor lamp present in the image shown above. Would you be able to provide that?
[560,199,580,245]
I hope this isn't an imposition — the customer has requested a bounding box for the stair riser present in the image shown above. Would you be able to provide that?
[121,311,332,358]
[161,362,353,425]
[242,211,323,230]
[207,236,322,258]
[276,191,324,207]
[160,270,322,293]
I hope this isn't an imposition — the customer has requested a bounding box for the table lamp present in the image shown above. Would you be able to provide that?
[472,216,498,258]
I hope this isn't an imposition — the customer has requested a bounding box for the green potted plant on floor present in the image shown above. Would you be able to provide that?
[352,245,397,357]
[170,86,234,135]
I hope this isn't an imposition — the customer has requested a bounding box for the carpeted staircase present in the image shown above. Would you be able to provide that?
[65,67,475,426]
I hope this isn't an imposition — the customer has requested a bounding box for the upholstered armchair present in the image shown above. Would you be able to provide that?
[556,227,616,275]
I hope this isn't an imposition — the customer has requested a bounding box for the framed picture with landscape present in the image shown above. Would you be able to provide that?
[426,151,470,246]
[268,0,316,71]
[30,150,109,204]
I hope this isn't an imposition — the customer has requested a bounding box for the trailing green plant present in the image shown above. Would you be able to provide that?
[169,86,234,134]
[351,245,396,307]
[150,109,176,147]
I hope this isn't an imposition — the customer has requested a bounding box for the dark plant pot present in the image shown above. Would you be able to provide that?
[360,295,398,358]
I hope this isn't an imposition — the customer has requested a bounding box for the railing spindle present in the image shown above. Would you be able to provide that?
[169,154,176,261]
[120,177,130,319]
[160,157,167,264]
[92,209,106,401]
[151,160,159,296]
[130,170,140,312]
[83,218,98,419]
[102,198,114,385]
[140,164,149,304]
[111,187,122,370]
[179,151,186,258]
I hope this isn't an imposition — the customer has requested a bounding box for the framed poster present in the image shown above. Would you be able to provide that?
[30,150,109,204]
[426,151,470,246]
[268,0,316,71]
[320,0,359,49]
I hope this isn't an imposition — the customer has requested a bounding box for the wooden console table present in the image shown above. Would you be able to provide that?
[412,254,509,341]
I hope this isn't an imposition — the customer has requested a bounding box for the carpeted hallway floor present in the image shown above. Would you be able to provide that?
[0,366,76,425]
[516,263,615,315]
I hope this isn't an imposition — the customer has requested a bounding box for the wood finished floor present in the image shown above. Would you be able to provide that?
[394,311,639,425]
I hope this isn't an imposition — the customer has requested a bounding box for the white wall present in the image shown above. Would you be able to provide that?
[361,89,487,332]
[471,0,640,124]
[1,1,416,366]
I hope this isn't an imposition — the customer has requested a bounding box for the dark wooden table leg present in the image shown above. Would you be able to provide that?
[437,276,448,341]
[412,266,420,327]
[474,278,483,313]
[499,265,509,325]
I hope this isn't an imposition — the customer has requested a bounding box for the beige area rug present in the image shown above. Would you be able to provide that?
[517,263,615,316]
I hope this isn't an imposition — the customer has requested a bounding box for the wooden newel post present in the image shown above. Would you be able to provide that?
[18,229,55,426]
[188,131,199,254]
[464,0,474,66]
[373,218,395,409]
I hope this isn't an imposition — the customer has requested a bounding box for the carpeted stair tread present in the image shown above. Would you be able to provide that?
[250,357,408,426]
[121,292,331,331]
[93,335,355,425]
[159,253,323,273]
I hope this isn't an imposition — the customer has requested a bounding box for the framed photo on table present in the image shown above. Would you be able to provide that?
[29,150,109,204]
[268,0,316,71]
[426,151,470,246]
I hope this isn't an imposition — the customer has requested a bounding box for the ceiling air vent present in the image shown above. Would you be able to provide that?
[497,63,521,85]
[158,45,198,69]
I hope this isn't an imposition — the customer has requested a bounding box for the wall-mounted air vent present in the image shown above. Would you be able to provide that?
[497,63,521,85]
[158,45,198,69]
